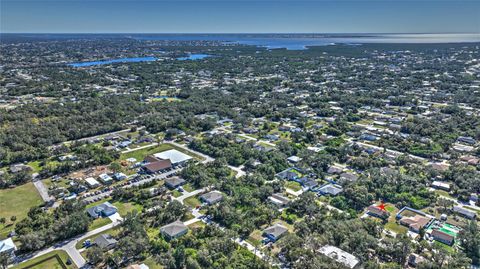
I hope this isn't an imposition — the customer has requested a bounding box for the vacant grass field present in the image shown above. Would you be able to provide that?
[187,221,206,229]
[284,181,302,192]
[247,229,263,247]
[384,222,408,234]
[120,144,174,162]
[11,250,76,269]
[184,196,201,208]
[112,201,143,216]
[88,217,112,231]
[120,143,205,163]
[0,183,43,238]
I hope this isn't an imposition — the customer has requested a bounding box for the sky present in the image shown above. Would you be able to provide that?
[1,0,479,34]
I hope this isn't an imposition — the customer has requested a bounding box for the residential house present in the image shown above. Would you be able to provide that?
[432,181,451,191]
[87,202,117,218]
[160,220,188,240]
[318,245,360,269]
[339,172,358,184]
[367,205,390,220]
[263,224,288,242]
[318,184,343,196]
[407,253,426,267]
[287,156,301,163]
[399,215,431,233]
[200,191,223,205]
[165,177,186,189]
[431,229,454,246]
[98,173,113,184]
[84,177,100,188]
[0,238,16,261]
[453,206,477,219]
[268,193,291,207]
[94,234,118,250]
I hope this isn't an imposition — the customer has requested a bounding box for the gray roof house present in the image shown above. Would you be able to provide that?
[318,184,343,196]
[165,177,186,189]
[161,221,188,240]
[263,224,288,242]
[200,191,223,205]
[268,193,291,207]
[94,234,118,250]
[453,206,477,219]
[86,202,117,218]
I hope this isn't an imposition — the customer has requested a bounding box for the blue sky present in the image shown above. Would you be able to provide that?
[1,0,479,33]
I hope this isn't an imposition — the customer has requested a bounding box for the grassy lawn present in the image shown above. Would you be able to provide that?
[11,250,76,269]
[247,229,263,247]
[435,190,453,199]
[120,143,205,162]
[86,198,143,216]
[187,221,206,229]
[0,183,43,239]
[88,217,112,231]
[182,183,195,192]
[184,196,201,208]
[111,201,143,216]
[120,144,174,162]
[142,257,164,269]
[384,222,408,234]
[171,190,182,198]
[284,181,302,192]
[181,212,195,222]
[75,227,121,249]
[27,161,42,173]
[385,205,397,213]
[464,206,480,214]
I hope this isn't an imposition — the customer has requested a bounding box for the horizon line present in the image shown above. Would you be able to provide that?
[1,32,479,35]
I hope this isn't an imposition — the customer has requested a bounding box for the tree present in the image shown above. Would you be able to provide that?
[0,252,9,269]
[459,220,480,265]
[86,246,104,265]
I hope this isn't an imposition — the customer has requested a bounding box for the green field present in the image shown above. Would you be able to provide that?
[120,143,204,162]
[111,201,143,216]
[0,183,44,239]
[88,217,112,231]
[11,250,76,269]
[120,144,174,162]
[184,196,201,208]
[385,222,408,234]
[284,181,302,192]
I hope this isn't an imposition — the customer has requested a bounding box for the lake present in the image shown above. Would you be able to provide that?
[69,56,157,67]
[176,54,211,60]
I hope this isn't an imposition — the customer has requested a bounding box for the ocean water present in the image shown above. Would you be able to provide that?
[69,56,157,67]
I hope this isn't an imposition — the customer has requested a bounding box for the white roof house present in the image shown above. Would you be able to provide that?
[318,245,360,269]
[85,177,100,188]
[154,149,192,165]
[287,156,301,163]
[0,238,16,256]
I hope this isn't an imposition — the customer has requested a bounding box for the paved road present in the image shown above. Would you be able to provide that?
[12,220,121,268]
